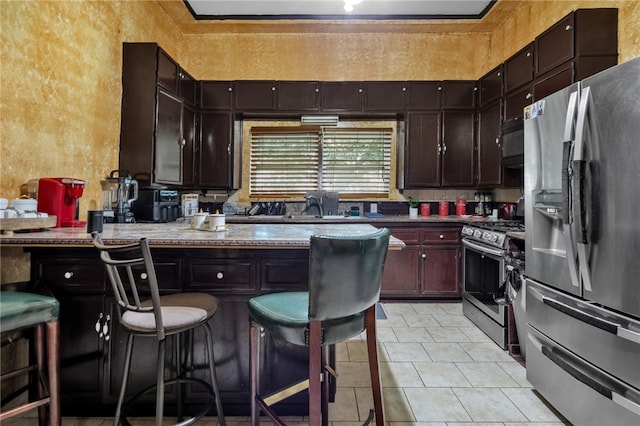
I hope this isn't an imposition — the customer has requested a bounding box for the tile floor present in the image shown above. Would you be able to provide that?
[5,302,569,425]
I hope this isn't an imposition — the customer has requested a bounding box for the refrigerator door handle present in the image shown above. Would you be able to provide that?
[562,90,581,289]
[573,86,594,292]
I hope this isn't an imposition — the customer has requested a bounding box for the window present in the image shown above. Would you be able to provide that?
[244,120,396,199]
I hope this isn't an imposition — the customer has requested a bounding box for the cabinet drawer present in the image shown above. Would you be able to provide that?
[187,259,256,291]
[130,260,182,293]
[387,228,420,245]
[261,258,309,291]
[36,260,105,291]
[422,229,460,244]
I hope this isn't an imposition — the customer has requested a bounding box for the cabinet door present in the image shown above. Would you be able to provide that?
[364,81,406,111]
[503,84,532,122]
[199,112,232,188]
[422,246,461,296]
[535,13,574,76]
[277,81,319,111]
[505,43,534,93]
[320,82,363,111]
[381,228,421,297]
[533,62,573,101]
[201,81,234,110]
[442,81,476,110]
[157,49,178,94]
[179,69,196,105]
[182,104,196,187]
[404,112,441,187]
[235,81,276,111]
[574,8,618,57]
[441,111,475,187]
[478,65,503,108]
[155,90,184,185]
[477,100,503,186]
[406,81,441,110]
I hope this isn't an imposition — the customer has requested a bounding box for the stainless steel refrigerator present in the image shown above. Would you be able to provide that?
[524,56,640,425]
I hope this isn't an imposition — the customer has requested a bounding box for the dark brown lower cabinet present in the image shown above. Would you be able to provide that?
[380,225,461,299]
[27,247,325,417]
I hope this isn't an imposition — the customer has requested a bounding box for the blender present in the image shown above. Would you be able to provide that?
[100,170,139,223]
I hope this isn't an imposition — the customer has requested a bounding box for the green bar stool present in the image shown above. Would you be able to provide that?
[0,291,61,426]
[248,228,390,426]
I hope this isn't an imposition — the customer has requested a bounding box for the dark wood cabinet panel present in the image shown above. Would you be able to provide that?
[201,81,234,110]
[442,81,476,110]
[422,246,460,296]
[381,246,420,297]
[573,55,618,80]
[320,81,363,111]
[157,49,178,94]
[155,90,184,185]
[277,81,319,111]
[478,65,503,108]
[364,81,406,111]
[533,62,574,101]
[404,112,441,187]
[199,112,232,188]
[477,100,503,186]
[179,70,196,106]
[441,111,475,187]
[234,80,276,111]
[406,81,442,110]
[503,84,532,122]
[536,9,618,77]
[504,43,534,93]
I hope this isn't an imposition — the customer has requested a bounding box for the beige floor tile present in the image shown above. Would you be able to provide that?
[380,361,424,388]
[459,342,515,362]
[408,303,448,316]
[424,326,471,343]
[382,342,429,362]
[382,303,419,316]
[376,326,400,343]
[336,341,349,362]
[497,360,531,388]
[398,313,441,328]
[354,387,416,423]
[437,303,463,315]
[501,387,567,422]
[421,342,473,362]
[335,361,373,387]
[455,362,520,387]
[458,326,494,343]
[391,326,435,343]
[431,313,474,327]
[404,388,472,422]
[328,387,360,422]
[413,362,472,387]
[452,387,528,422]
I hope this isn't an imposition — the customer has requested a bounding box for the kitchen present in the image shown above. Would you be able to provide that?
[2,0,640,424]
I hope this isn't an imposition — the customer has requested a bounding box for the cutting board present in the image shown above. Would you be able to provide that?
[0,216,57,235]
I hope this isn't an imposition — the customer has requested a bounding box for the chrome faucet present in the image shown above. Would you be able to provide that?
[305,194,324,217]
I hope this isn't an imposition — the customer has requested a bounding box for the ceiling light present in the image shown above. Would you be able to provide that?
[344,0,362,13]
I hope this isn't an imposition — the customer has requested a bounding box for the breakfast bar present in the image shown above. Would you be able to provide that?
[1,223,403,417]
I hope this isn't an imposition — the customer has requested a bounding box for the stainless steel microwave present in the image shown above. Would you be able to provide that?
[501,119,524,168]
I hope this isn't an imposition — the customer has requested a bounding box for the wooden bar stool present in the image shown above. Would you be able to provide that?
[248,228,390,426]
[92,234,225,426]
[0,291,61,426]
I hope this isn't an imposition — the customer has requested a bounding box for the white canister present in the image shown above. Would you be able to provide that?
[192,212,208,229]
[10,198,37,213]
[208,214,225,231]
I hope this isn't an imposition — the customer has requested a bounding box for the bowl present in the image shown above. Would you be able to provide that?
[10,198,37,213]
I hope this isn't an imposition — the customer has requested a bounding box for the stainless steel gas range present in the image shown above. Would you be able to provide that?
[461,222,524,349]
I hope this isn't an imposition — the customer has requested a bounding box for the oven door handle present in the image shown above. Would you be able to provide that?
[461,239,505,257]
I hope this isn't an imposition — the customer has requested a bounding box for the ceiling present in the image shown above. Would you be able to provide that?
[183,0,496,20]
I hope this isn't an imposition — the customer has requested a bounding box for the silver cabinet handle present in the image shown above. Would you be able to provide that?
[565,24,572,31]
[95,313,103,334]
[525,93,532,100]
[442,143,447,153]
[140,272,148,280]
[216,272,224,279]
[526,52,532,57]
[64,271,73,279]
[439,234,444,239]
[421,253,426,259]
[103,315,111,341]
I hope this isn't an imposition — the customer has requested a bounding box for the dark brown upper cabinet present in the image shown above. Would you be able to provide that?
[276,81,319,111]
[441,111,475,187]
[533,62,574,102]
[535,8,618,77]
[200,81,234,110]
[364,81,406,111]
[442,81,476,110]
[476,100,503,186]
[199,111,233,189]
[157,48,196,105]
[478,65,503,108]
[406,81,442,111]
[320,81,363,111]
[404,112,441,188]
[234,80,276,111]
[503,84,532,122]
[504,43,535,93]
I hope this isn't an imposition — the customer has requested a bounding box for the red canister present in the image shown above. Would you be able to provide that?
[439,201,449,216]
[456,200,467,216]
[420,203,430,216]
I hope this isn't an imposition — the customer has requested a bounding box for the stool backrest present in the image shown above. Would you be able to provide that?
[91,234,164,337]
[308,228,390,321]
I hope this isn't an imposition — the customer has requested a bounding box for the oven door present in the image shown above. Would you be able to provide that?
[462,238,506,326]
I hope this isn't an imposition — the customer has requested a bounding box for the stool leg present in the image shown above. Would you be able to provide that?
[249,320,261,426]
[46,321,61,426]
[114,334,135,426]
[308,320,322,426]
[203,322,225,426]
[365,305,384,426]
[35,324,46,426]
[321,344,329,426]
[156,338,166,426]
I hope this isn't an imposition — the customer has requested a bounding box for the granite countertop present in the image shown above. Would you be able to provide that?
[0,222,405,249]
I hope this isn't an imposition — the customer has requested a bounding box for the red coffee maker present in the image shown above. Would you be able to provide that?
[38,178,87,227]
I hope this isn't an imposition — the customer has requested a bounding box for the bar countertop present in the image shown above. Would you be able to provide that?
[0,222,405,249]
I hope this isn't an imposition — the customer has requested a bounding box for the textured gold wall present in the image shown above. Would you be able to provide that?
[0,0,181,213]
